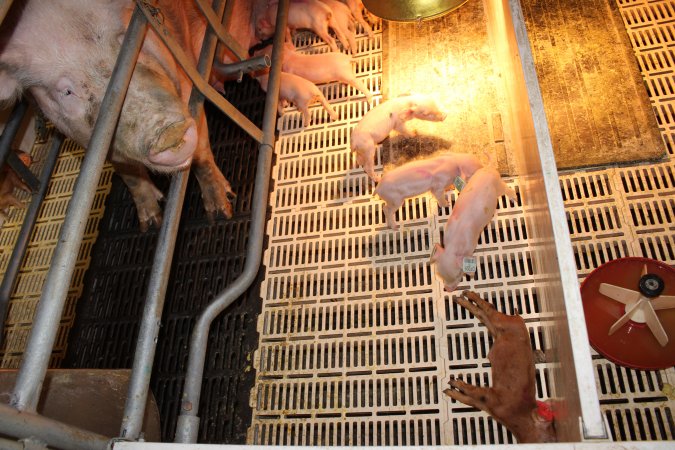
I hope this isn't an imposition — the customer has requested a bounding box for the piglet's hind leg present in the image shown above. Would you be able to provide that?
[444,377,491,411]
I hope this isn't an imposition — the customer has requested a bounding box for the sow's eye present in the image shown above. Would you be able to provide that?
[55,77,85,117]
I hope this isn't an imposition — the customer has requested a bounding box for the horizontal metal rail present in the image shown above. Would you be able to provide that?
[0,132,64,345]
[174,0,289,443]
[0,403,109,450]
[9,4,149,414]
[135,0,264,143]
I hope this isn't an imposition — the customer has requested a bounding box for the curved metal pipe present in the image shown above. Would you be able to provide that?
[173,0,289,443]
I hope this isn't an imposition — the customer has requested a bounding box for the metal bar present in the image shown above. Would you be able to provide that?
[173,0,289,443]
[0,133,63,346]
[9,6,149,413]
[0,101,28,167]
[0,403,109,450]
[119,0,227,440]
[0,0,14,28]
[193,0,247,61]
[211,55,270,80]
[6,151,40,192]
[508,0,607,440]
[221,0,236,30]
[135,0,264,144]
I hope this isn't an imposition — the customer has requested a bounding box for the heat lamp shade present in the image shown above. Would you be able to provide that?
[363,0,470,22]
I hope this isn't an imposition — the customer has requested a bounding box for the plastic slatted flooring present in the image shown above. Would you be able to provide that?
[247,5,674,446]
[0,0,671,446]
[64,77,267,443]
[0,136,114,368]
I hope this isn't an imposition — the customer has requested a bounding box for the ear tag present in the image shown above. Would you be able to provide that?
[454,176,466,192]
[462,256,477,274]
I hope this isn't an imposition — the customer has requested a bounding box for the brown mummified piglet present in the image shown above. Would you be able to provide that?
[0,151,33,221]
[444,290,557,444]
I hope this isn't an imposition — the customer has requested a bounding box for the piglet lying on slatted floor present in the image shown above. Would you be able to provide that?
[444,290,557,443]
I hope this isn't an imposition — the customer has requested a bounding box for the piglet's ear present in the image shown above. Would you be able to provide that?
[399,108,414,121]
[430,243,443,264]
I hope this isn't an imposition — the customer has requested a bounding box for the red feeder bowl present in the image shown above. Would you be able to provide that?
[580,257,675,370]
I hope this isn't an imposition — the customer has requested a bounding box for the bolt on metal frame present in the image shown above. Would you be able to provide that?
[0,0,286,447]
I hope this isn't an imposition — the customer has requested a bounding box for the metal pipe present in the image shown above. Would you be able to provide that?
[0,403,109,450]
[0,101,28,167]
[119,0,226,440]
[193,0,247,61]
[173,0,288,443]
[9,7,149,413]
[212,55,271,81]
[0,0,14,29]
[0,133,64,346]
[6,150,40,193]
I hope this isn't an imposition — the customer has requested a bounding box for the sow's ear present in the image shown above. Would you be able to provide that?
[430,243,444,263]
[0,69,23,106]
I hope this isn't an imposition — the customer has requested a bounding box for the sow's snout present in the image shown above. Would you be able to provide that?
[146,118,198,170]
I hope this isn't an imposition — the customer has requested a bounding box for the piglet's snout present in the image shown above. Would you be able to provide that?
[147,119,197,169]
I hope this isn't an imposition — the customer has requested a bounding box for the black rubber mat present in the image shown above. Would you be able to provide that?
[64,76,268,443]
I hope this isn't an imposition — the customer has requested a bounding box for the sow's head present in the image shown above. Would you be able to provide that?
[0,0,197,172]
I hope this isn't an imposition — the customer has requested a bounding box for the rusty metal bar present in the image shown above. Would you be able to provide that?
[193,0,247,61]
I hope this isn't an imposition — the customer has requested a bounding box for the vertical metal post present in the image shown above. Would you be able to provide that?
[0,101,28,166]
[0,133,64,345]
[9,6,149,413]
[119,0,226,440]
[174,0,288,443]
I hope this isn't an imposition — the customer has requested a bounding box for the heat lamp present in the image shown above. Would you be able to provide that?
[362,0,470,22]
[581,257,675,370]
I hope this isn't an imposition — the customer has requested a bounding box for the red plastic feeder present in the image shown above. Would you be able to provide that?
[580,257,675,370]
